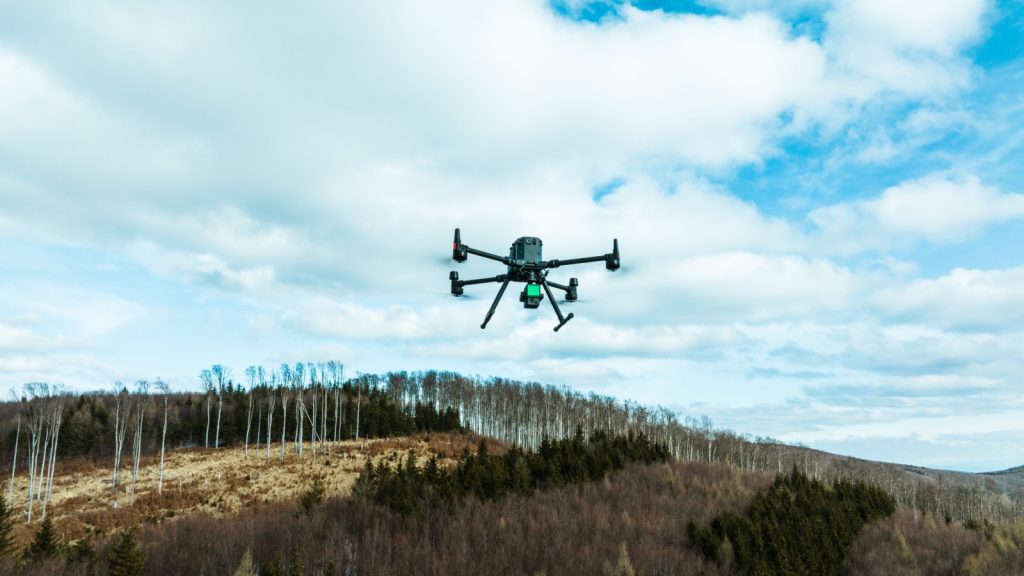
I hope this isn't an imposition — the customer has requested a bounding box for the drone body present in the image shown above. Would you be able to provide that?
[449,228,620,331]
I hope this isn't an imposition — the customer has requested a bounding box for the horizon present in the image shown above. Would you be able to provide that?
[2,0,1023,473]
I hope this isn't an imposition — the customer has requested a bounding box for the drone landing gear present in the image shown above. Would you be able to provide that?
[540,276,574,332]
[451,270,576,331]
[481,277,511,329]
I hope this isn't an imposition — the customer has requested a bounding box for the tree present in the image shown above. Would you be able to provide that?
[109,529,145,576]
[130,380,149,501]
[200,369,214,449]
[23,382,47,523]
[300,475,325,515]
[24,514,59,561]
[112,384,132,505]
[156,380,170,495]
[245,366,258,460]
[40,389,65,520]
[266,383,277,462]
[211,364,230,449]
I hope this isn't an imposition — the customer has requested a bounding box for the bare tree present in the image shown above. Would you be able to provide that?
[265,377,277,462]
[23,382,48,523]
[130,380,150,501]
[40,388,65,521]
[156,380,170,495]
[244,366,258,460]
[200,369,214,449]
[211,365,230,449]
[112,384,132,507]
[279,378,289,462]
[292,363,305,457]
[355,381,362,442]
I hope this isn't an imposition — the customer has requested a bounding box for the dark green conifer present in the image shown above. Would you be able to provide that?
[108,528,145,576]
[24,515,59,562]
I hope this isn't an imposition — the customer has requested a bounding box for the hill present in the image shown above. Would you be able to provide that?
[6,439,1024,576]
[3,369,1024,574]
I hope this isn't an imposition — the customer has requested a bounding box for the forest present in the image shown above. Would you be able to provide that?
[1,365,1024,574]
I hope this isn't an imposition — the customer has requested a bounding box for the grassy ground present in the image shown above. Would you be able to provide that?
[5,432,497,546]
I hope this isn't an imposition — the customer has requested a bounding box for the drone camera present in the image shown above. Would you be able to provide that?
[520,283,543,309]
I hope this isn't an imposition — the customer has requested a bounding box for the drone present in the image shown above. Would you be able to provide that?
[449,228,620,331]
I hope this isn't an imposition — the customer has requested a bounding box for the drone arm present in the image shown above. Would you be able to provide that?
[545,238,620,271]
[540,277,574,332]
[464,245,511,265]
[547,255,604,267]
[450,272,506,296]
[452,228,510,265]
[480,276,512,329]
[457,274,507,287]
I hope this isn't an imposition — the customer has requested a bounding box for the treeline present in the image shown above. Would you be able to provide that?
[1,371,462,464]
[688,468,896,575]
[358,429,669,515]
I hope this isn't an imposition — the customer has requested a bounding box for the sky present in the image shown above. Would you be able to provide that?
[1,0,1023,472]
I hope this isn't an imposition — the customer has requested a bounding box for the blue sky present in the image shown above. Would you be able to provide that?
[2,0,1023,472]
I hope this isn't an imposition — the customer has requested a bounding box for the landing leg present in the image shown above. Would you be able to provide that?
[481,277,511,329]
[540,277,574,332]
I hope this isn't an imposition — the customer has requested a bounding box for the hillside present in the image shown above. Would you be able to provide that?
[6,440,1024,576]
[3,371,1024,574]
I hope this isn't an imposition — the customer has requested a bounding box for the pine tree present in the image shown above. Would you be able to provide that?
[109,529,145,576]
[0,496,14,559]
[299,475,325,515]
[24,514,59,562]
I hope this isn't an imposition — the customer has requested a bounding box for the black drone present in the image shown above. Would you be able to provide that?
[449,228,620,331]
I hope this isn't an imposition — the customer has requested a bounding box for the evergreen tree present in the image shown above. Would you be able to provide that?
[0,496,15,559]
[109,529,145,576]
[299,475,326,515]
[24,515,60,562]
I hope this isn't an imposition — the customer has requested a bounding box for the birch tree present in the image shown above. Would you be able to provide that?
[112,384,132,506]
[211,365,230,449]
[200,370,214,449]
[156,380,170,496]
[40,390,64,521]
[265,381,277,462]
[244,366,257,460]
[130,380,149,500]
[23,383,47,524]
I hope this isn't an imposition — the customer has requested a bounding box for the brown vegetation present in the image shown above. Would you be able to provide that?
[4,433,483,548]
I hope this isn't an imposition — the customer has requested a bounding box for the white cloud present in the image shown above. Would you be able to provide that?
[810,176,1024,250]
[824,0,986,95]
[875,267,1024,330]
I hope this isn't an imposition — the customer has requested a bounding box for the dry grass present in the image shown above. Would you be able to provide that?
[5,432,491,548]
